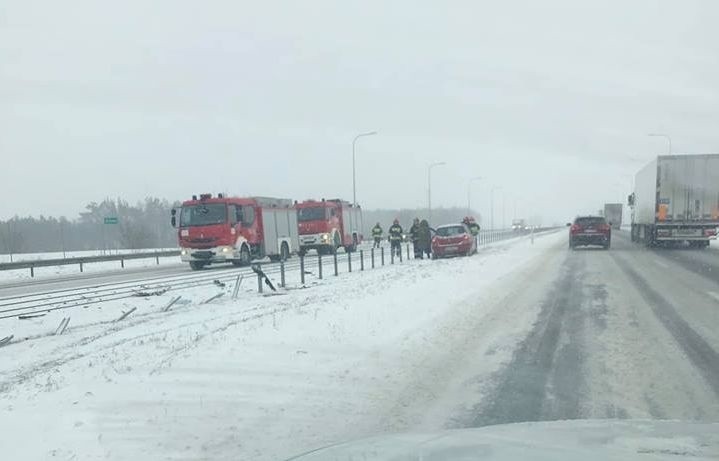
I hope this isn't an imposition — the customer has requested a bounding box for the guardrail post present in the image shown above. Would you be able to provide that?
[121,257,125,268]
[79,262,83,273]
[232,275,243,299]
[381,247,385,266]
[333,252,338,276]
[299,255,305,285]
[348,251,352,273]
[30,266,34,278]
[156,255,160,265]
[257,267,264,293]
[280,260,286,288]
[318,253,323,279]
[360,250,364,271]
[371,248,375,269]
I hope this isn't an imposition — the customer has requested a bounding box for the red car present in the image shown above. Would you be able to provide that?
[568,215,611,249]
[432,223,477,259]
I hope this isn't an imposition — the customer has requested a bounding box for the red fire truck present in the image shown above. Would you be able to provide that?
[296,199,363,255]
[171,194,299,270]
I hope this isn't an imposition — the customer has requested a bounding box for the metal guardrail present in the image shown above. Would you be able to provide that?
[0,250,181,277]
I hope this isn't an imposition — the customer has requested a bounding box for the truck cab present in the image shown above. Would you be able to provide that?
[173,194,298,270]
[296,199,362,255]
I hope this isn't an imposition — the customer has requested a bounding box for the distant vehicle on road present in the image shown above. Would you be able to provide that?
[296,199,362,255]
[629,154,719,248]
[603,203,623,230]
[431,224,477,259]
[568,216,611,250]
[172,194,299,270]
[511,218,527,231]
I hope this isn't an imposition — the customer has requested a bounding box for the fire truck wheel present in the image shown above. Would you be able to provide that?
[280,242,290,261]
[189,261,207,271]
[238,245,251,266]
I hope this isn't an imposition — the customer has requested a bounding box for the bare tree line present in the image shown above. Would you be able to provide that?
[0,197,180,256]
[0,197,484,257]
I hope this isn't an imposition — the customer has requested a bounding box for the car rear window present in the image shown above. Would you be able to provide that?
[575,217,606,226]
[436,226,466,237]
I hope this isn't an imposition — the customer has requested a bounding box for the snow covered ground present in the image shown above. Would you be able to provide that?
[0,231,563,460]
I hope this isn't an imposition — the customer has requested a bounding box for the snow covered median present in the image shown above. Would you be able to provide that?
[0,230,563,460]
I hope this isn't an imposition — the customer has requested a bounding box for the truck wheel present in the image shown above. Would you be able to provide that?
[189,261,206,271]
[280,242,290,261]
[238,245,251,266]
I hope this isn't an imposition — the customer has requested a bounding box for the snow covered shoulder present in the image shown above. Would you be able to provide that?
[0,231,563,460]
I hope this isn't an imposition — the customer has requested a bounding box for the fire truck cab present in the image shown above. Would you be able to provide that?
[172,194,299,270]
[296,199,362,255]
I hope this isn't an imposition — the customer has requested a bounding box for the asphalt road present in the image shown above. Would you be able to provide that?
[467,230,719,427]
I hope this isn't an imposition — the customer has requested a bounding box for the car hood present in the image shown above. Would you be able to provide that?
[286,420,719,460]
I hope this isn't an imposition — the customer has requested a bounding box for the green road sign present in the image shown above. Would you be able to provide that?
[104,217,119,225]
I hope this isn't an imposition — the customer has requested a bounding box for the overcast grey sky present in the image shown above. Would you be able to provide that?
[1,0,718,224]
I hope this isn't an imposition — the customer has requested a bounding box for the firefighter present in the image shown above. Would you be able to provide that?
[371,222,383,248]
[416,219,433,259]
[388,218,403,257]
[408,218,421,258]
[463,216,480,236]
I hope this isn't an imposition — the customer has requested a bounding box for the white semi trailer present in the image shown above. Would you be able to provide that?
[629,154,719,247]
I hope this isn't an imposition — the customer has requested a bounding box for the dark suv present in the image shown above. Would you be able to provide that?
[569,216,611,249]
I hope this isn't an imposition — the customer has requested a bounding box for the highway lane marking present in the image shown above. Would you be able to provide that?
[708,291,719,304]
[652,258,670,269]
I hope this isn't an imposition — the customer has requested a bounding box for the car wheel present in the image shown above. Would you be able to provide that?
[189,261,206,270]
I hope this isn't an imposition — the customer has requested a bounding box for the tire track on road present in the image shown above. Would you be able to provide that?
[611,254,719,397]
[469,252,589,427]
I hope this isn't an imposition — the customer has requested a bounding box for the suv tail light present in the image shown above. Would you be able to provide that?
[598,224,611,233]
[570,224,581,234]
[704,228,717,237]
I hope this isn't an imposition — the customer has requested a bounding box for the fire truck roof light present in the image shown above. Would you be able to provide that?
[218,193,224,199]
[200,193,212,200]
[192,195,197,200]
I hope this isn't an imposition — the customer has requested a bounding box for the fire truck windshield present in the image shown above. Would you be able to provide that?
[180,204,227,227]
[297,207,326,222]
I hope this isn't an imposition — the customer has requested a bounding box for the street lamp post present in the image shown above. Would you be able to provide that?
[648,133,672,155]
[490,186,502,230]
[352,131,378,207]
[502,194,506,230]
[467,177,482,216]
[428,162,447,225]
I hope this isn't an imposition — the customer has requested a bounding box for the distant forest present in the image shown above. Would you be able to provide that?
[0,197,483,255]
